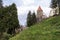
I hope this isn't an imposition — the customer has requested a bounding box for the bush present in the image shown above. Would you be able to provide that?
[1,33,12,40]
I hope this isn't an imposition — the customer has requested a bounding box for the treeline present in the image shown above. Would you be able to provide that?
[0,0,19,40]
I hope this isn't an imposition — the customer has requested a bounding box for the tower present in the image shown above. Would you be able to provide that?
[37,6,43,22]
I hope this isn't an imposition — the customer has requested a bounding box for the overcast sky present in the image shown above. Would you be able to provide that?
[3,0,51,26]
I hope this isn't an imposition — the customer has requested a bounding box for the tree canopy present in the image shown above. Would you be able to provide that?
[27,11,37,27]
[0,0,3,8]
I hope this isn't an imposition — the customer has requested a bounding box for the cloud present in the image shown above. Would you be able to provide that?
[17,6,51,16]
[18,14,27,26]
[22,0,34,6]
[42,7,51,17]
[3,0,22,6]
[17,6,38,15]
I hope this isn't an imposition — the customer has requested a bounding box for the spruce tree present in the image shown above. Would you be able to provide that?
[50,0,57,8]
[57,0,60,14]
[7,3,20,35]
[27,11,32,27]
[50,0,60,14]
[27,11,37,27]
[0,0,3,8]
[32,12,37,25]
[0,0,4,37]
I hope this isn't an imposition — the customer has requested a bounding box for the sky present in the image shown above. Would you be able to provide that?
[3,0,51,26]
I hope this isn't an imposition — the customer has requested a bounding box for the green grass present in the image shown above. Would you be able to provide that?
[9,16,60,40]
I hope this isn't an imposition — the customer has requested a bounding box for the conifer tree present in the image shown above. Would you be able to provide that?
[27,11,32,27]
[0,0,3,8]
[50,0,60,14]
[7,3,20,35]
[50,0,57,8]
[27,11,37,27]
[32,12,37,25]
[57,0,60,14]
[0,0,4,36]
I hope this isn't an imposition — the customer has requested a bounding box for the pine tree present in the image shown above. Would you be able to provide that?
[0,3,20,35]
[0,2,20,39]
[57,0,60,5]
[7,3,20,35]
[0,0,3,8]
[0,8,4,34]
[50,0,60,9]
[50,0,57,8]
[57,0,60,14]
[27,11,32,27]
[50,0,60,14]
[32,12,37,25]
[27,11,37,27]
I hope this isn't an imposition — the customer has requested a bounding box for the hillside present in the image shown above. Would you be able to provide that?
[9,16,60,40]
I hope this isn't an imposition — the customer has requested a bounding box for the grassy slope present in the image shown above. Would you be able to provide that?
[9,16,60,40]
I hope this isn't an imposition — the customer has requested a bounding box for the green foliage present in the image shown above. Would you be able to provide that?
[6,3,19,35]
[50,0,57,8]
[50,0,60,8]
[1,33,12,40]
[9,16,60,40]
[27,11,37,27]
[50,0,60,14]
[32,12,37,25]
[0,3,19,40]
[0,0,3,8]
[27,11,32,27]
[0,0,19,40]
